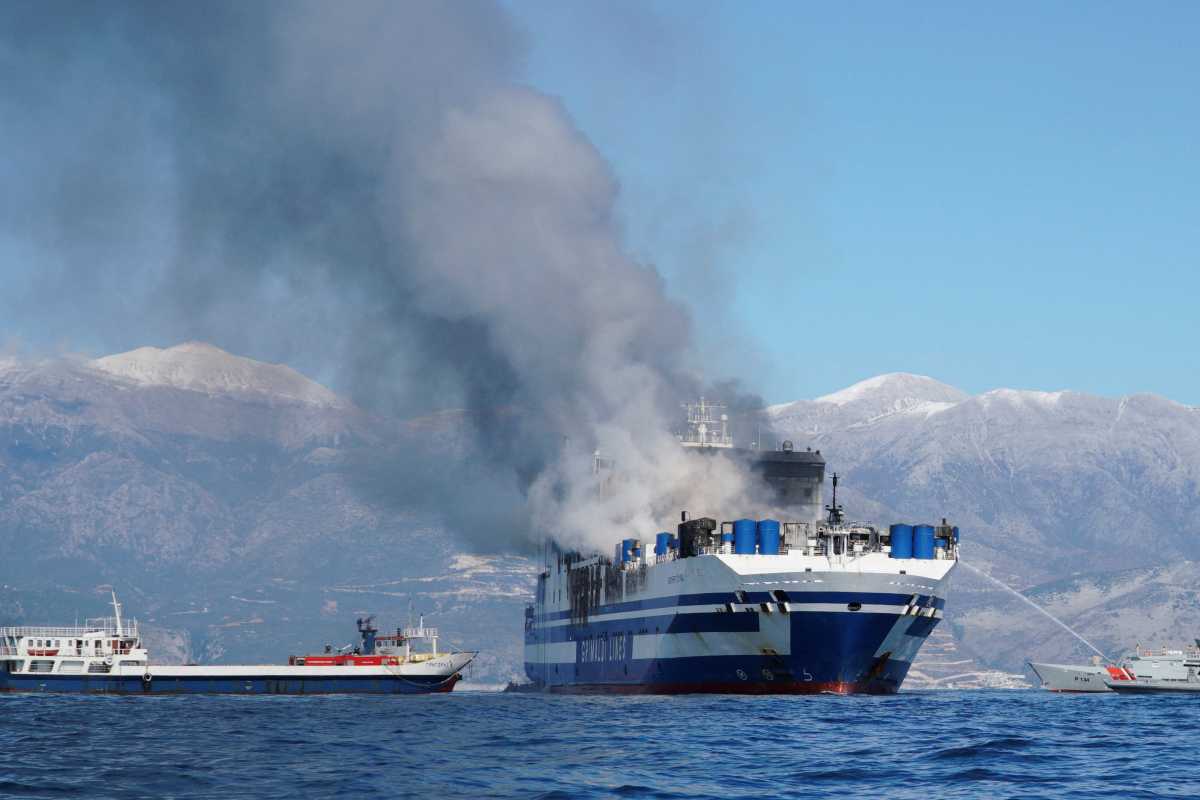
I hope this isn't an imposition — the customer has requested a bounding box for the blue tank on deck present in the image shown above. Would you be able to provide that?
[654,532,671,556]
[952,526,960,543]
[889,524,913,559]
[757,519,781,555]
[621,538,636,563]
[913,525,935,559]
[720,530,734,545]
[733,519,757,554]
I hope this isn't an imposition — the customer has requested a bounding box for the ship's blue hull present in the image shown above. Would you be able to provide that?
[0,673,459,695]
[525,602,941,694]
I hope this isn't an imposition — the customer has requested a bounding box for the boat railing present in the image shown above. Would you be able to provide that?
[0,620,140,639]
[1137,646,1200,658]
[403,627,438,639]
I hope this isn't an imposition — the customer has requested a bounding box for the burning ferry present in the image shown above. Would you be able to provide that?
[0,592,475,694]
[523,400,959,694]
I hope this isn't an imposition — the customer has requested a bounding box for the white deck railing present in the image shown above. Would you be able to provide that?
[0,620,140,639]
[403,627,438,639]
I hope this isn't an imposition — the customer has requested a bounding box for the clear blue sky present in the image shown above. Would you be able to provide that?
[509,1,1200,404]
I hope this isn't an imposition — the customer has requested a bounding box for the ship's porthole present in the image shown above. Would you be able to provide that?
[736,669,748,681]
[847,602,862,612]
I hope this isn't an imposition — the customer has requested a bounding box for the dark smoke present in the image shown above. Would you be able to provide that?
[0,1,766,550]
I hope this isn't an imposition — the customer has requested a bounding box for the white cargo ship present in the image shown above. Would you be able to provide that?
[523,401,959,694]
[1,592,475,694]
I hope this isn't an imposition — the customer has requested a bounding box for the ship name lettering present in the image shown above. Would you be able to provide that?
[576,632,631,664]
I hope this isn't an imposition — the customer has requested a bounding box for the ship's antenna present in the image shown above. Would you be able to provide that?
[825,473,845,526]
[111,589,124,637]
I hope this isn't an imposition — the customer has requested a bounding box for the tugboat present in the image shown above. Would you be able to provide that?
[0,592,475,694]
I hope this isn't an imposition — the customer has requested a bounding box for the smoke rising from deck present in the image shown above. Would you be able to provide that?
[0,1,772,551]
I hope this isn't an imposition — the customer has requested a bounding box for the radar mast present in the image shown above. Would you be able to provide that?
[677,398,733,448]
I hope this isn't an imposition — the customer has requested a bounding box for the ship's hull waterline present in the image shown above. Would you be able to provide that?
[0,672,461,695]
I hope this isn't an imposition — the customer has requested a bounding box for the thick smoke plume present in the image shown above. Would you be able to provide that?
[0,1,770,551]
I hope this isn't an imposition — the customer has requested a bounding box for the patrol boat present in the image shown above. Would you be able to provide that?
[0,592,475,694]
[1106,643,1200,693]
[1032,641,1200,694]
[522,401,959,694]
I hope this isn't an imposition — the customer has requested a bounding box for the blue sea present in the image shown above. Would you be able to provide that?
[2,689,1197,799]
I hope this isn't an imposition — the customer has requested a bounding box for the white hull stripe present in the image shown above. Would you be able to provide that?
[525,621,939,665]
[535,603,942,629]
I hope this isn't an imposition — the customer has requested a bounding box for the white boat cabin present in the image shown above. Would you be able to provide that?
[0,592,149,677]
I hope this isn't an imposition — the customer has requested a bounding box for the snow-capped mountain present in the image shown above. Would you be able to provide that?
[767,374,1200,673]
[768,376,1200,576]
[90,342,347,409]
[767,373,970,435]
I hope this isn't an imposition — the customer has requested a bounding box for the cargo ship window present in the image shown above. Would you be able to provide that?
[847,602,862,612]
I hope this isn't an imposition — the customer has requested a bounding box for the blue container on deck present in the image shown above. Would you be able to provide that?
[757,519,781,555]
[655,532,671,556]
[621,538,636,563]
[733,519,757,554]
[889,524,913,559]
[913,525,935,559]
[720,530,734,545]
[952,526,960,543]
